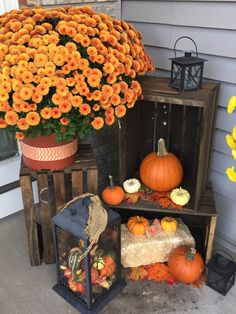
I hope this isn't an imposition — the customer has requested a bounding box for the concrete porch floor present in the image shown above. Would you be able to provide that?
[0,211,236,314]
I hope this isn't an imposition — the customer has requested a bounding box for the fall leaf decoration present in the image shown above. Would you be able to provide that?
[191,274,206,288]
[126,186,184,210]
[128,266,149,281]
[145,263,170,282]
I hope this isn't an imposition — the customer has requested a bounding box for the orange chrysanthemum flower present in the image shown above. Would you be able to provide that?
[79,103,91,116]
[26,111,40,126]
[77,58,89,70]
[91,117,104,130]
[40,107,52,119]
[81,36,91,47]
[87,46,98,57]
[115,104,126,118]
[17,118,29,130]
[71,95,83,108]
[22,71,34,84]
[111,94,121,106]
[5,111,19,125]
[32,92,43,104]
[16,132,24,140]
[93,90,102,101]
[51,107,62,119]
[0,90,9,102]
[87,74,101,88]
[59,100,72,113]
[103,62,114,74]
[92,104,100,112]
[20,86,33,101]
[102,85,113,98]
[105,114,115,126]
[60,117,69,126]
[52,53,65,67]
[34,53,48,67]
[20,102,31,113]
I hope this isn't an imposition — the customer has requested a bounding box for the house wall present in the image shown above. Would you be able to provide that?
[122,0,236,253]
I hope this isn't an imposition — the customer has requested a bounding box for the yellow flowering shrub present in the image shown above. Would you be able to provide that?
[0,5,154,141]
[226,96,236,182]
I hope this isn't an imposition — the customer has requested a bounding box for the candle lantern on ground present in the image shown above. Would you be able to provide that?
[170,36,207,91]
[52,193,125,313]
[206,252,236,296]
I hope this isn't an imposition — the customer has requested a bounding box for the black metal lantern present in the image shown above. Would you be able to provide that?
[170,36,207,91]
[52,194,126,313]
[206,252,236,296]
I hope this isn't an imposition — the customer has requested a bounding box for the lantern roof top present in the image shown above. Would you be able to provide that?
[169,55,207,65]
[206,253,236,279]
[52,195,120,239]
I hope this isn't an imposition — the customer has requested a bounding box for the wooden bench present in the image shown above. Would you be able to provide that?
[20,144,98,266]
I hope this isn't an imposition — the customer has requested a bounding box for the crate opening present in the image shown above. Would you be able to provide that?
[121,100,204,211]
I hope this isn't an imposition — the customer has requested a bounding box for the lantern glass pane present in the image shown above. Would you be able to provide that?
[207,270,226,294]
[55,226,87,302]
[90,219,120,302]
[171,63,182,90]
[183,65,202,90]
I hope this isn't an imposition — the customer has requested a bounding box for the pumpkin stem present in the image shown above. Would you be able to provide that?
[157,138,168,156]
[108,175,115,189]
[186,247,196,261]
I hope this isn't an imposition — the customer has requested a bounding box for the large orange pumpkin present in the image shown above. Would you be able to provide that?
[127,216,149,235]
[168,246,204,284]
[102,175,124,205]
[139,138,183,192]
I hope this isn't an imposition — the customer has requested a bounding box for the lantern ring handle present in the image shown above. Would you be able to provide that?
[174,36,198,58]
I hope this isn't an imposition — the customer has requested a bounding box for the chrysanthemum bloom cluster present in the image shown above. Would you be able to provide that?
[226,96,236,182]
[0,5,154,142]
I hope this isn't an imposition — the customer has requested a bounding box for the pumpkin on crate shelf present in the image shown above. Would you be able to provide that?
[139,138,183,192]
[127,216,149,235]
[102,175,124,206]
[168,246,204,284]
[161,217,178,233]
[123,178,141,194]
[170,187,190,206]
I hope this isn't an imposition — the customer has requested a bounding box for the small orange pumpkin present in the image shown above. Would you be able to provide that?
[139,138,183,192]
[102,175,124,205]
[127,216,149,235]
[168,246,204,284]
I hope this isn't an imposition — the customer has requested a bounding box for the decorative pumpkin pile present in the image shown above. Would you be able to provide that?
[60,243,117,294]
[127,245,205,287]
[127,215,179,237]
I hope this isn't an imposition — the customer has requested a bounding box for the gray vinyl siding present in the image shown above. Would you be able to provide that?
[122,0,236,252]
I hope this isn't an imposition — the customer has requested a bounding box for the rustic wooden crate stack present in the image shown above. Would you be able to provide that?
[20,144,98,266]
[113,76,220,263]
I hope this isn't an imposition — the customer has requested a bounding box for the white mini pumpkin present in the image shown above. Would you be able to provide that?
[170,187,190,206]
[123,178,141,194]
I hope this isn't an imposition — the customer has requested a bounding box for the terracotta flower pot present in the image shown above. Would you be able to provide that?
[20,134,78,171]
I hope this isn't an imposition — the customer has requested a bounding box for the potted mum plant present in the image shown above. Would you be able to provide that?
[0,5,154,170]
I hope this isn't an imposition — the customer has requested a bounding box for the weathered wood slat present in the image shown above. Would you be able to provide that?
[87,168,98,194]
[71,170,83,197]
[20,175,41,266]
[37,173,55,264]
[53,172,66,211]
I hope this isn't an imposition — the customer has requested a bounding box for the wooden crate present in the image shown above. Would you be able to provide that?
[118,76,220,212]
[20,144,98,266]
